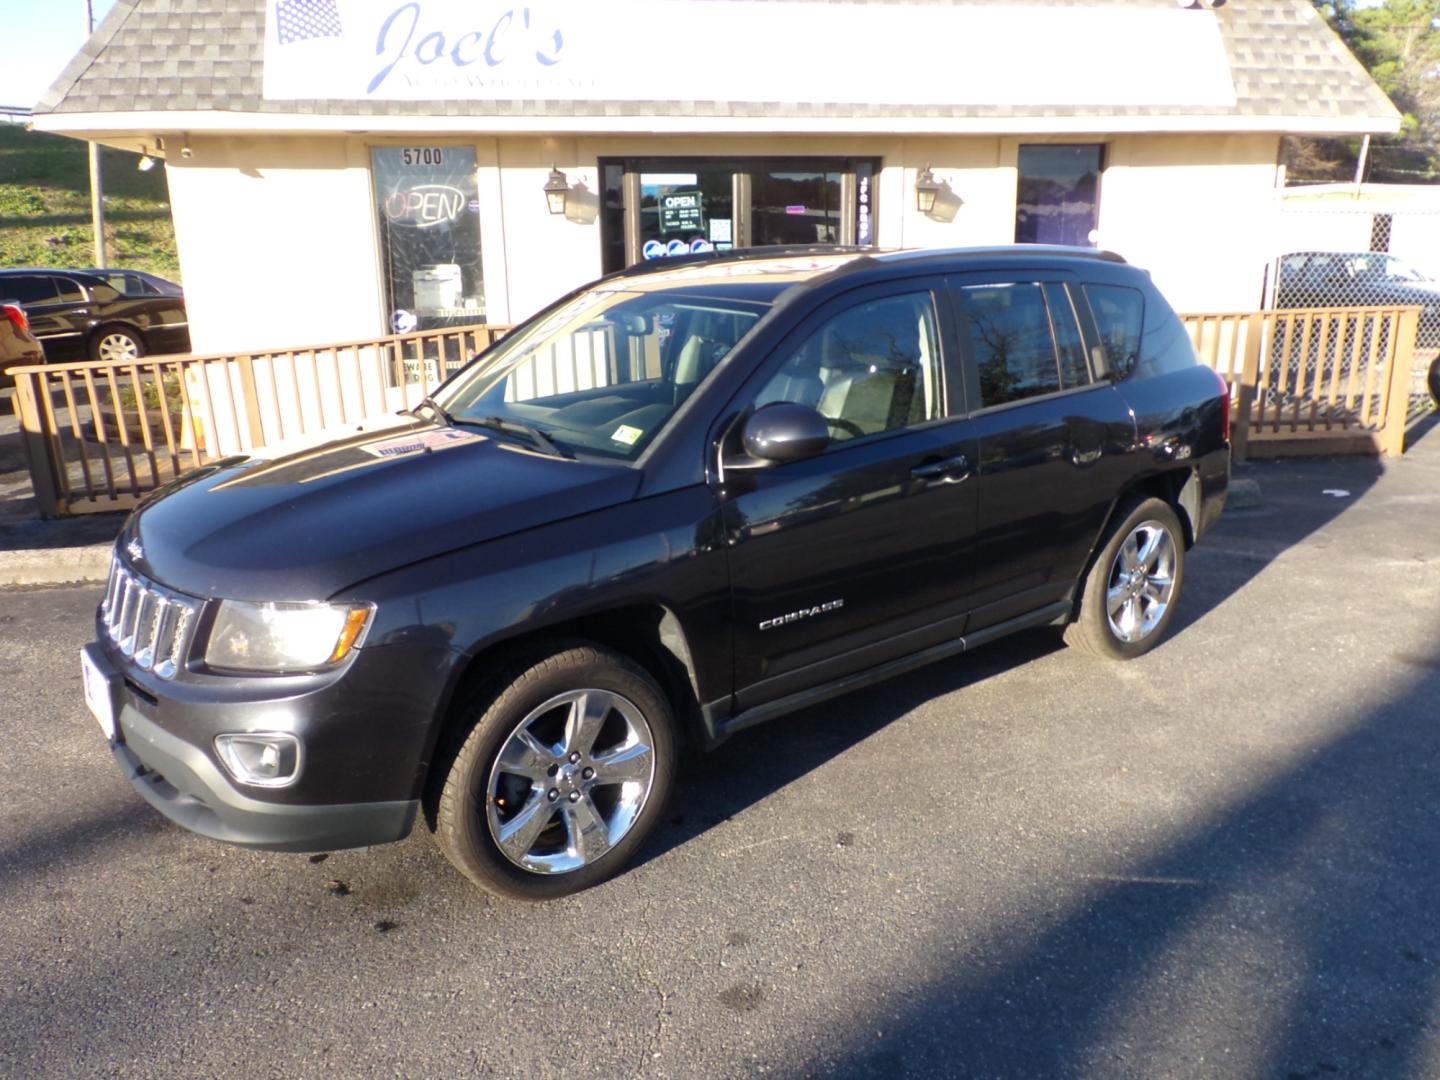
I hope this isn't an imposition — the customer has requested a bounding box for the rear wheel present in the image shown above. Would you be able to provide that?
[1428,355,1440,408]
[1064,497,1186,660]
[430,643,677,900]
[91,325,145,364]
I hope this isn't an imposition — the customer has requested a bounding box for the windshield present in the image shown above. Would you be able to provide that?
[438,286,768,459]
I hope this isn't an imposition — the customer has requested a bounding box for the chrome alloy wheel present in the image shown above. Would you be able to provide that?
[1105,520,1177,644]
[485,689,656,875]
[96,332,141,363]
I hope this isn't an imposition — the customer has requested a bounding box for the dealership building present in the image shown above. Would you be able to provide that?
[32,0,1399,356]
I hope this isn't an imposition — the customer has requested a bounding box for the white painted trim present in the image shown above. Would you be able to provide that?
[31,110,1402,140]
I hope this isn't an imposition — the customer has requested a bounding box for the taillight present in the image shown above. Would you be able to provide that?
[1209,366,1231,444]
[2,303,28,335]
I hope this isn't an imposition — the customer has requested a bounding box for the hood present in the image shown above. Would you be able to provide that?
[120,418,640,601]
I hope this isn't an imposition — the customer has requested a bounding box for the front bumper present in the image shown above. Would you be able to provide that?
[84,641,419,852]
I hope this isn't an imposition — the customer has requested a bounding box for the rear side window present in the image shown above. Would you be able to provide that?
[1047,284,1092,388]
[54,277,86,303]
[1082,284,1143,378]
[1083,282,1196,380]
[958,282,1063,407]
[1,276,59,304]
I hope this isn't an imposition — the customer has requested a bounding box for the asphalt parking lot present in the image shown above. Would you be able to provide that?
[2,427,1438,1079]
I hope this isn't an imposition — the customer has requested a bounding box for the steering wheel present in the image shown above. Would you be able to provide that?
[826,417,866,440]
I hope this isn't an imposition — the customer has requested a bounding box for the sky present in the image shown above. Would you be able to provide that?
[0,0,119,110]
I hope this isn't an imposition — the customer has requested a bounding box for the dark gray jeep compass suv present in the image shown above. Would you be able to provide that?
[82,246,1230,900]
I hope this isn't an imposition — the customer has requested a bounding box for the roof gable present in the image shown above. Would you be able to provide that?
[34,0,1400,133]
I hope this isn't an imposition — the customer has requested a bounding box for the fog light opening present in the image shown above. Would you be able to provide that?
[215,732,302,788]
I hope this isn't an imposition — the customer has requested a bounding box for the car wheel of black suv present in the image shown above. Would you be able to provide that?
[430,643,677,900]
[1428,355,1440,408]
[91,325,145,364]
[1064,497,1186,661]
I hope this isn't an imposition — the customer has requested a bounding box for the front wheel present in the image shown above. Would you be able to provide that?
[429,643,677,900]
[1064,497,1186,660]
[1428,355,1440,409]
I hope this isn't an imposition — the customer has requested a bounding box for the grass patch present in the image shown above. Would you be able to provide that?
[0,124,180,279]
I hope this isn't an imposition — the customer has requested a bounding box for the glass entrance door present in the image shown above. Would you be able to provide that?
[601,157,878,271]
[638,165,736,260]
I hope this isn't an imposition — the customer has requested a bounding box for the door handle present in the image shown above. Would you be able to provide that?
[911,454,971,483]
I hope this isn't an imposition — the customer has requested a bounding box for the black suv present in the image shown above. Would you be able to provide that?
[0,268,190,363]
[81,246,1229,900]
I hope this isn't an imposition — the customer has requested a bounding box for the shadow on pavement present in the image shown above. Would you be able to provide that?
[642,452,1385,871]
[803,656,1440,1078]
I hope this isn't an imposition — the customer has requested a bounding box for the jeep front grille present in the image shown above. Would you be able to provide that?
[100,558,203,680]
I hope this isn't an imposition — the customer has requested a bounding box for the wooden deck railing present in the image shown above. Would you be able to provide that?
[5,305,1422,517]
[1180,305,1419,460]
[7,322,510,517]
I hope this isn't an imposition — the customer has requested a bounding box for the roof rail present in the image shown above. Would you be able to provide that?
[609,244,876,278]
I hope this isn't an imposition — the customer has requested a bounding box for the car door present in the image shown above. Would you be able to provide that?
[948,273,1136,633]
[718,279,978,710]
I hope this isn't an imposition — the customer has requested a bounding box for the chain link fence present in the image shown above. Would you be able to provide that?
[1266,199,1440,418]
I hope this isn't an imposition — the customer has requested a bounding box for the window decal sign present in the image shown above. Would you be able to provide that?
[383,184,469,229]
[264,1,1236,107]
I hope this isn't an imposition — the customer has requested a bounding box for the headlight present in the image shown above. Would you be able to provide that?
[204,600,373,674]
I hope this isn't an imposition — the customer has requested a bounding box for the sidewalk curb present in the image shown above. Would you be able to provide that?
[0,544,112,587]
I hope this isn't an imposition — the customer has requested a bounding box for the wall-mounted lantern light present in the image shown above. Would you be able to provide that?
[137,144,157,172]
[914,165,942,215]
[544,166,570,215]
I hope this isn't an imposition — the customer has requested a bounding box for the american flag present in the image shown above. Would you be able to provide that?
[276,0,344,45]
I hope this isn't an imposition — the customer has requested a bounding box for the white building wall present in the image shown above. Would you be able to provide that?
[1096,133,1281,312]
[165,135,385,354]
[165,131,1284,356]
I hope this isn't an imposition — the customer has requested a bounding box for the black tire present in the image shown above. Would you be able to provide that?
[429,642,677,901]
[1428,355,1440,409]
[90,324,146,364]
[1064,497,1186,661]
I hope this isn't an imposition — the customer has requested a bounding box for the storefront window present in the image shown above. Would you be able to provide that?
[1015,145,1103,248]
[601,158,878,267]
[371,146,484,334]
[639,167,736,260]
[751,167,841,246]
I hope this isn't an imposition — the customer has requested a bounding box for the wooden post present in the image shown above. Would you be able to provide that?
[11,371,64,518]
[1379,306,1421,455]
[235,354,267,449]
[1233,312,1262,463]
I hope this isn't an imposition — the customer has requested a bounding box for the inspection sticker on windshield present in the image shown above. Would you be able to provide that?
[611,424,644,446]
[363,429,481,458]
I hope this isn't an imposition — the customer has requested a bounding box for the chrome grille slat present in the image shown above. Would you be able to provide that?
[100,557,202,681]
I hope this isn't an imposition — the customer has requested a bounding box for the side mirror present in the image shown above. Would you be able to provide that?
[741,402,831,464]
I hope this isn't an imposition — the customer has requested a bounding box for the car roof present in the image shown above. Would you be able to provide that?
[605,244,1134,310]
[0,267,112,286]
[613,243,1127,286]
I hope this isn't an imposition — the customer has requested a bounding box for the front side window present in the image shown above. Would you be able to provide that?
[755,292,943,443]
[440,287,767,460]
[371,146,484,335]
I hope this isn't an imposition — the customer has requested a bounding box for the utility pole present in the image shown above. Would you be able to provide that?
[84,0,107,267]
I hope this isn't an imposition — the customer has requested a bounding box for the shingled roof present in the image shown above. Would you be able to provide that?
[33,0,1399,132]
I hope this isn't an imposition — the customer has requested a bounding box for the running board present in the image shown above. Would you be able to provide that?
[709,599,1073,742]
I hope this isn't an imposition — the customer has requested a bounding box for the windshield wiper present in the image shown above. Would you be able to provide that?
[411,396,453,425]
[470,415,571,458]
